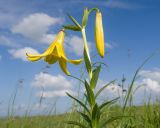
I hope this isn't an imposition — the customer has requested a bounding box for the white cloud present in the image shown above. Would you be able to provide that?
[105,42,113,49]
[138,69,160,94]
[31,72,72,89]
[133,69,160,100]
[65,36,84,56]
[65,36,113,56]
[139,70,160,83]
[65,36,92,56]
[0,35,20,47]
[141,78,160,93]
[40,34,56,45]
[31,103,48,110]
[12,13,63,44]
[36,89,75,98]
[32,72,75,98]
[8,47,39,61]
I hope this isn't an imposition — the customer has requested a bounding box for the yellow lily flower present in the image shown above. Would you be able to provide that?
[26,30,83,75]
[95,11,105,58]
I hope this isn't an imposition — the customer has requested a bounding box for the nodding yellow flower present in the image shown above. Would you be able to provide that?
[26,30,83,75]
[95,11,105,58]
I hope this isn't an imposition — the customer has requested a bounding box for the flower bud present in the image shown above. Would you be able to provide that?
[95,11,105,58]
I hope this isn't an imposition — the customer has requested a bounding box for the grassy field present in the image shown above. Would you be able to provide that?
[1,104,160,128]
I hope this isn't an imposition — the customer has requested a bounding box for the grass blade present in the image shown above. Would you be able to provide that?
[65,121,88,128]
[90,65,101,89]
[95,80,115,98]
[66,92,90,115]
[85,81,95,108]
[99,97,119,111]
[67,13,82,29]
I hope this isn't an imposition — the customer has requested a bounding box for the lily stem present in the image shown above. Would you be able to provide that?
[81,28,92,79]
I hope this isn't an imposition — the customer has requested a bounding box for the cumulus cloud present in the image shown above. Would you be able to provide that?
[12,13,63,44]
[65,36,85,56]
[65,36,113,56]
[139,70,160,83]
[137,69,160,94]
[141,78,160,93]
[94,69,160,104]
[36,90,75,98]
[130,69,160,104]
[31,72,72,89]
[139,69,160,95]
[65,36,92,56]
[0,35,20,47]
[31,72,75,98]
[8,47,39,61]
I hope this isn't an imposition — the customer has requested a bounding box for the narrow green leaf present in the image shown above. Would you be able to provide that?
[90,65,101,89]
[63,25,81,31]
[68,74,85,84]
[92,62,108,69]
[66,92,90,115]
[84,48,92,75]
[99,97,119,110]
[67,13,82,29]
[100,116,123,127]
[101,116,132,127]
[78,111,91,126]
[84,81,95,108]
[65,121,87,128]
[92,103,100,125]
[95,80,115,98]
[82,8,89,27]
[123,52,156,112]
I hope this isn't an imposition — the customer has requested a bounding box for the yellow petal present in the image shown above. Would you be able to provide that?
[44,55,57,64]
[44,30,65,55]
[95,11,105,58]
[26,30,65,62]
[59,59,70,75]
[68,59,83,65]
[52,44,62,57]
[26,53,44,61]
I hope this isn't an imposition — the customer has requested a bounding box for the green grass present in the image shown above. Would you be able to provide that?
[0,104,160,128]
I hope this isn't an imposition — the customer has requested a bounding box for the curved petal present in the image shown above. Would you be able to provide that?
[52,44,62,57]
[26,53,45,58]
[26,44,56,62]
[26,53,44,61]
[26,37,57,61]
[43,31,64,55]
[43,30,65,55]
[26,30,65,62]
[68,59,83,65]
[62,56,83,65]
[58,59,70,75]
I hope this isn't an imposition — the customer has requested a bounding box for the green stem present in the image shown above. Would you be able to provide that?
[82,28,90,61]
[89,8,99,14]
[81,28,92,79]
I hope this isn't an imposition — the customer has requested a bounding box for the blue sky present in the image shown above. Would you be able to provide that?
[0,0,160,116]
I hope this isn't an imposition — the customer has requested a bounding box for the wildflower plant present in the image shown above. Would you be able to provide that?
[27,8,120,128]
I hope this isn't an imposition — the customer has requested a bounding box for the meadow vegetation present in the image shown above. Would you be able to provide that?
[0,104,160,128]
